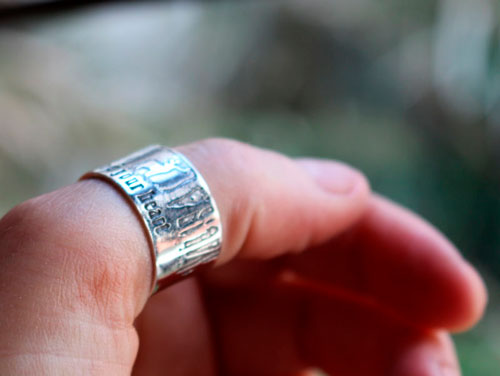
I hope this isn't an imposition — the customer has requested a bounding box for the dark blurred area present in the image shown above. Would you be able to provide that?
[0,0,499,374]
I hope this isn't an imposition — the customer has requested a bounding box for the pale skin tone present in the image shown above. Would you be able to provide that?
[0,138,487,375]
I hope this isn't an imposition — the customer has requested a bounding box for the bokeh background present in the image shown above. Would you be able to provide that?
[1,0,499,374]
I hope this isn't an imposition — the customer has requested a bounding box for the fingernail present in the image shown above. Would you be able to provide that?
[298,159,359,195]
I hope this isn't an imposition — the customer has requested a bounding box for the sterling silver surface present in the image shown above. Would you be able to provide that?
[81,145,222,293]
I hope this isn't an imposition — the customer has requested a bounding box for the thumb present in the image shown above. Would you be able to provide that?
[0,138,369,375]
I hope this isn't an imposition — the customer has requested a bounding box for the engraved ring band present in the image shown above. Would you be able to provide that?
[81,145,222,293]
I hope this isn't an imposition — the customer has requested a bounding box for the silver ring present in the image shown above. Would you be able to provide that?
[81,145,222,293]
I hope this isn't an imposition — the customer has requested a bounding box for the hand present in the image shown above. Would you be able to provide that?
[0,139,486,376]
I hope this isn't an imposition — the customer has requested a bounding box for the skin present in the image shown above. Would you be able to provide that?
[0,138,487,375]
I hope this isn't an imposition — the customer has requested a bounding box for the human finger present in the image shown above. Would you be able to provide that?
[0,138,369,374]
[199,267,460,376]
[285,194,487,331]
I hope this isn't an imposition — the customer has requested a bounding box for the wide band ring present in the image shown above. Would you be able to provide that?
[81,145,222,294]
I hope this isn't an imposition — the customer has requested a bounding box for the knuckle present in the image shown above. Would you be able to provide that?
[0,190,140,324]
[197,137,246,151]
[192,137,254,166]
[194,137,273,180]
[181,137,263,197]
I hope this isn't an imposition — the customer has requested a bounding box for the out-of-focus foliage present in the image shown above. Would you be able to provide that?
[0,0,499,374]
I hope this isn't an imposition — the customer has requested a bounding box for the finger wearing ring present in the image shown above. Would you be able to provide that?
[81,145,222,293]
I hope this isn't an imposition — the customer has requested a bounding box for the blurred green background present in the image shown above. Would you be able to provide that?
[0,0,499,374]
